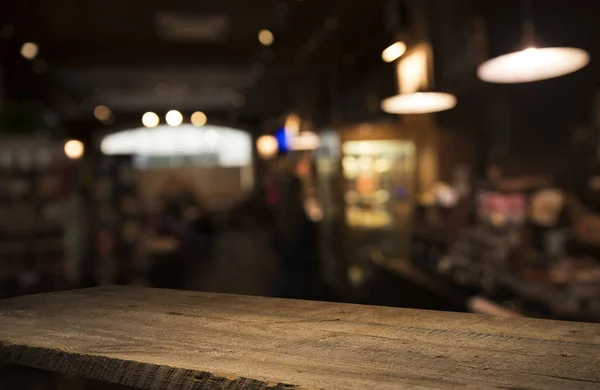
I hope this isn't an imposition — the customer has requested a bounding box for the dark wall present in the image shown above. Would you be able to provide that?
[430,0,600,177]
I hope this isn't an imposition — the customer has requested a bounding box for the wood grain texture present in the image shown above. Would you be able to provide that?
[1,286,599,389]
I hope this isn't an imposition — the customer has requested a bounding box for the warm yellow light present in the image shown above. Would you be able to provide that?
[21,42,38,60]
[477,47,590,84]
[374,158,392,173]
[358,156,373,171]
[258,29,274,46]
[382,41,407,63]
[142,112,160,128]
[284,114,300,136]
[256,135,278,159]
[398,48,428,94]
[64,140,84,160]
[289,131,320,151]
[94,105,112,122]
[165,110,183,126]
[342,157,358,178]
[191,111,207,126]
[381,92,457,114]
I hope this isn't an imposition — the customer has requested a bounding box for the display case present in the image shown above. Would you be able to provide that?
[341,139,416,271]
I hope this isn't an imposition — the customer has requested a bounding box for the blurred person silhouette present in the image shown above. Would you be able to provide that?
[150,175,214,288]
[274,155,325,300]
[264,161,283,221]
[160,175,214,243]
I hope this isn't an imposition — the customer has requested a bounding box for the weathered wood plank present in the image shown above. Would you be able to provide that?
[1,286,599,389]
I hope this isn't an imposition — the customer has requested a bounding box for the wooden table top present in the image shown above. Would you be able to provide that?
[1,286,599,389]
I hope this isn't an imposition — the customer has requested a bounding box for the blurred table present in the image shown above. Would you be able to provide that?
[1,286,600,389]
[498,269,600,322]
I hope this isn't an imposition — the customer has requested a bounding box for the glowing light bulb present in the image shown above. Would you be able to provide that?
[191,111,207,126]
[258,29,274,46]
[382,41,407,63]
[256,135,278,159]
[64,140,84,160]
[142,112,160,128]
[94,105,112,122]
[165,110,183,126]
[284,114,300,136]
[21,42,38,60]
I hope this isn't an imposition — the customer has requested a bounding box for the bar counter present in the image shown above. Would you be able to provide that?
[1,286,599,389]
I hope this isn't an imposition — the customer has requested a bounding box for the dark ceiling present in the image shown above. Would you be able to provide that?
[3,0,600,152]
[1,0,394,136]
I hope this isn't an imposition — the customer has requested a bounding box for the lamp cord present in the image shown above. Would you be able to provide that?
[521,0,535,46]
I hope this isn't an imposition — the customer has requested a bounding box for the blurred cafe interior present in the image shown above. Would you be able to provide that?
[2,0,600,324]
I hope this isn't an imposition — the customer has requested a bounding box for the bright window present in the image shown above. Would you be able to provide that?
[101,124,252,168]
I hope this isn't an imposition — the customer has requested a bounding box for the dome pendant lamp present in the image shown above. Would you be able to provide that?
[477,0,590,84]
[381,43,457,115]
[381,90,457,115]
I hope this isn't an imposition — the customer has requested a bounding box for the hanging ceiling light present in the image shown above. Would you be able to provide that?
[381,92,457,115]
[381,44,457,115]
[382,41,407,63]
[477,47,590,84]
[477,1,590,83]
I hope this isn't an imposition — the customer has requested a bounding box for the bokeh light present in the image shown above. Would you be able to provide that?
[258,29,274,46]
[142,112,160,128]
[64,140,84,160]
[256,135,278,159]
[191,111,207,127]
[382,41,407,63]
[93,105,112,122]
[21,42,38,60]
[165,110,183,126]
